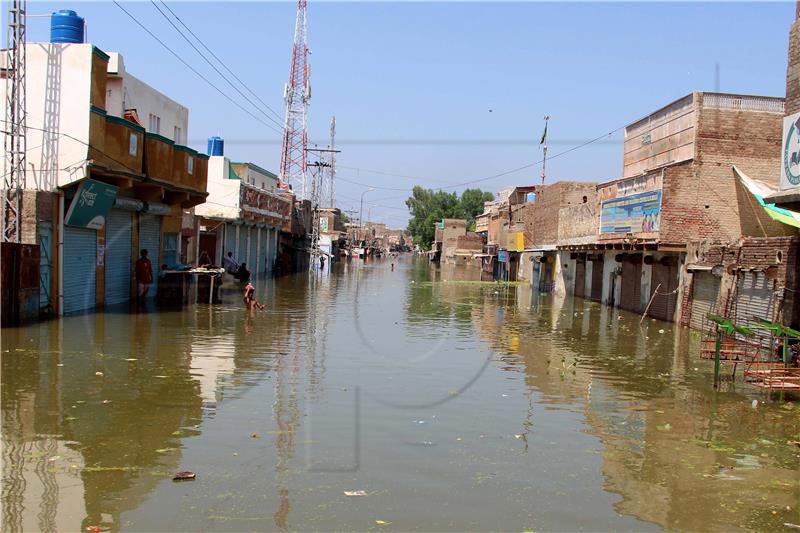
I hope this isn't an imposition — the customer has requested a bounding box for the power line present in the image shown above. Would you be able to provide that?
[151,0,285,131]
[333,125,624,193]
[112,1,282,136]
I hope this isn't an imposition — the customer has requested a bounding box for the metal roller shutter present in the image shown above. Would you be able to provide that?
[104,209,132,306]
[620,257,642,313]
[648,262,679,322]
[63,226,96,314]
[258,228,267,276]
[249,227,258,274]
[590,258,603,301]
[267,229,277,273]
[138,214,161,296]
[735,271,776,327]
[690,272,720,333]
[574,258,586,298]
[237,227,248,267]
[225,223,236,262]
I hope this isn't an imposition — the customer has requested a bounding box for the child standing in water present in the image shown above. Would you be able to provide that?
[243,281,265,310]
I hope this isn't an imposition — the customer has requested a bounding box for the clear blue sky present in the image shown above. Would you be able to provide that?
[25,1,794,226]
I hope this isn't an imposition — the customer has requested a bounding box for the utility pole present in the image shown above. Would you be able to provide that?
[306,147,339,270]
[3,0,27,243]
[539,115,549,188]
[278,0,310,200]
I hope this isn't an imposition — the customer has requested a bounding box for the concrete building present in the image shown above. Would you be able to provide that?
[194,157,289,275]
[1,41,208,316]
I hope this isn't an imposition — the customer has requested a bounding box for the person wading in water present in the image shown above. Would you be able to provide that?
[243,281,265,310]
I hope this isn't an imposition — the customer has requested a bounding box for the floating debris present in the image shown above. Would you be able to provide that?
[251,433,260,439]
[375,520,392,526]
[94,371,103,376]
[344,490,368,497]
[172,471,196,481]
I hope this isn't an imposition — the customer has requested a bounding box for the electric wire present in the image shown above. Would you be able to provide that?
[112,1,282,135]
[150,0,285,132]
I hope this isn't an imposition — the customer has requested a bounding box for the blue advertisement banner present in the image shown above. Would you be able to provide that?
[498,250,509,263]
[600,190,661,234]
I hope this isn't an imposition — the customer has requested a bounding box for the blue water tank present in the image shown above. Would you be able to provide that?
[50,10,85,44]
[207,136,224,156]
[526,192,537,203]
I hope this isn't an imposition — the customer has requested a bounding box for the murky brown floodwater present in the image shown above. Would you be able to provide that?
[2,256,799,532]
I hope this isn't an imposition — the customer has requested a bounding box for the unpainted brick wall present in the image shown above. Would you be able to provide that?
[787,3,800,115]
[660,102,793,244]
[532,182,597,247]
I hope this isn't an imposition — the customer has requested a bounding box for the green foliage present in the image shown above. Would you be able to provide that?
[339,211,350,224]
[405,186,494,250]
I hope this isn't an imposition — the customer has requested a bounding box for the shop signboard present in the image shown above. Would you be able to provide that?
[498,250,509,263]
[781,111,800,191]
[600,190,661,235]
[65,179,118,229]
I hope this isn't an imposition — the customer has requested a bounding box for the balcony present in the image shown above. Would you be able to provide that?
[88,106,145,181]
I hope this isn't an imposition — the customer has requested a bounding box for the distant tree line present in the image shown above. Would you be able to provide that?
[405,186,494,250]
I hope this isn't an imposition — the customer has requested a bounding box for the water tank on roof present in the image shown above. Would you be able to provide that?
[207,136,224,156]
[50,10,85,44]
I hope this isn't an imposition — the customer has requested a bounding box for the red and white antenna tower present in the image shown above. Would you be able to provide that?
[278,0,310,200]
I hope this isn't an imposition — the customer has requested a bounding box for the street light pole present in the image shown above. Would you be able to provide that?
[359,187,374,240]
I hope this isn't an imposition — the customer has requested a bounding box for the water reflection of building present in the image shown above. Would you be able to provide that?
[1,311,204,532]
[470,285,800,532]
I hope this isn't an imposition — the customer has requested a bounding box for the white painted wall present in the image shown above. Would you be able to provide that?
[602,251,621,307]
[195,156,240,219]
[1,43,94,191]
[106,53,188,143]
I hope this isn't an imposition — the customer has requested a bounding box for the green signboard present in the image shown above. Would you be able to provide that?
[65,179,119,230]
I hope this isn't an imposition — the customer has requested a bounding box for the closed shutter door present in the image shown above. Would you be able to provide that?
[249,228,258,273]
[138,214,161,295]
[735,271,776,328]
[63,226,96,314]
[620,257,642,313]
[258,229,267,275]
[649,262,679,322]
[690,272,720,333]
[225,223,236,261]
[238,227,248,267]
[39,222,52,309]
[574,258,586,298]
[105,209,132,306]
[590,258,603,301]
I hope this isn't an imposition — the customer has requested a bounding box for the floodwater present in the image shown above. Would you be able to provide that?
[2,256,799,532]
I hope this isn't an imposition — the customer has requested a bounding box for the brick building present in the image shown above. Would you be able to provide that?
[556,91,799,325]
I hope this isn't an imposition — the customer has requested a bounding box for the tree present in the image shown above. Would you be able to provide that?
[457,188,495,231]
[405,186,494,250]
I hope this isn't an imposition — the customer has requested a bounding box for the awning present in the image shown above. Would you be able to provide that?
[733,165,800,229]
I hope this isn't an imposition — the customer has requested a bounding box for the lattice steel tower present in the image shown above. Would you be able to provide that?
[328,116,336,208]
[278,0,310,200]
[3,0,27,243]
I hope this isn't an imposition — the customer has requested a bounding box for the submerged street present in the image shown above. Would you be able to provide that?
[2,256,798,532]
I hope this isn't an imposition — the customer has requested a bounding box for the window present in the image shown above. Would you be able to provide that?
[148,113,161,134]
[129,133,138,156]
[173,126,182,144]
[187,157,194,175]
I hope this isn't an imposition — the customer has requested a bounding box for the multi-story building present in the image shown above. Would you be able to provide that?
[195,153,290,276]
[1,35,208,316]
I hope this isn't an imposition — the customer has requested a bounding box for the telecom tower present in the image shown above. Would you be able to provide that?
[3,0,27,243]
[328,116,336,208]
[278,0,310,200]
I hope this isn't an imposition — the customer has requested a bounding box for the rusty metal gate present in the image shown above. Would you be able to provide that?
[690,271,720,333]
